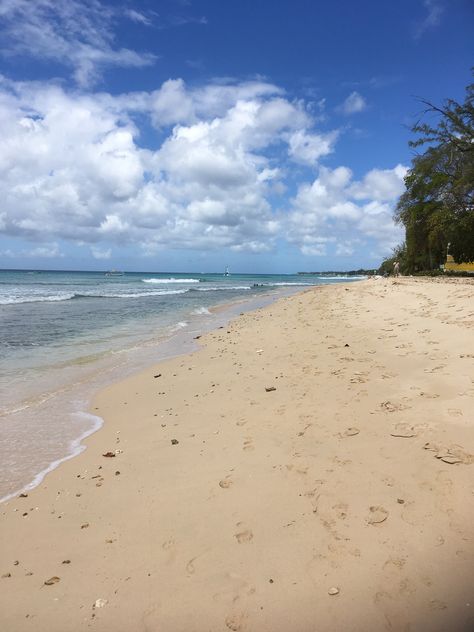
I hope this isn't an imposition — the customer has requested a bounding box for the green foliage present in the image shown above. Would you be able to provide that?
[378,243,407,275]
[391,72,474,273]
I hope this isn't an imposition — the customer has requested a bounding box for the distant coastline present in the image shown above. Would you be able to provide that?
[297,268,375,276]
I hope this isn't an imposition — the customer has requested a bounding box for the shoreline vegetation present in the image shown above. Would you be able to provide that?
[1,277,473,631]
[381,74,474,276]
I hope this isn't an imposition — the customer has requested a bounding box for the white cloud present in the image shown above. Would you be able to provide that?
[287,129,338,166]
[0,0,155,87]
[28,243,63,258]
[349,164,407,201]
[0,76,406,261]
[0,241,62,257]
[415,0,444,39]
[0,78,298,254]
[286,165,406,257]
[124,9,154,26]
[339,91,367,115]
[335,241,357,256]
[91,246,111,259]
[151,79,196,126]
[149,79,286,128]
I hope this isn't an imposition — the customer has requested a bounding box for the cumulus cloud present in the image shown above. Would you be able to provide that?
[0,78,302,253]
[287,129,339,166]
[339,91,367,115]
[349,164,407,201]
[0,0,156,86]
[0,75,405,261]
[286,165,405,258]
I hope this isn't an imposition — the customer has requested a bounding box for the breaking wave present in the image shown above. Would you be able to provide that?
[142,278,200,284]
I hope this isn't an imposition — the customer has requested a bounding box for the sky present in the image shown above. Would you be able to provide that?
[0,0,472,273]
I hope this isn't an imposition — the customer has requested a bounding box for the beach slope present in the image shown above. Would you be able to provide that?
[1,278,473,631]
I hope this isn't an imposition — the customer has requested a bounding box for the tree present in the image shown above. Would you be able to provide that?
[394,73,474,271]
[378,243,407,276]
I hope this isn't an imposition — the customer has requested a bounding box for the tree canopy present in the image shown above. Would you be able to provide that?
[390,73,474,273]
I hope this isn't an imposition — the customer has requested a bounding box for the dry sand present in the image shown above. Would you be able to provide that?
[1,277,473,632]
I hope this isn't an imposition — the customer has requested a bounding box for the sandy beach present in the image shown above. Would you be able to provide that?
[1,277,473,632]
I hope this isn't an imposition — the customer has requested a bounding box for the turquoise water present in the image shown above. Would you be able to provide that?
[0,269,365,501]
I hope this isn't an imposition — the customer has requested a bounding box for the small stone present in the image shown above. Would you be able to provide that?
[2,573,11,578]
[397,498,405,504]
[153,373,162,378]
[93,598,108,609]
[115,471,120,476]
[62,560,71,564]
[171,439,179,445]
[80,523,89,529]
[19,493,28,498]
[328,586,339,595]
[102,452,116,458]
[13,561,19,566]
[265,386,277,392]
[44,576,60,585]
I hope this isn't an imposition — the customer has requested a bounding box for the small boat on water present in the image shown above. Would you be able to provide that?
[224,266,230,277]
[105,270,124,277]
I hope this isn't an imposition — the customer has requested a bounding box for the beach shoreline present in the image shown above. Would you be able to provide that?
[1,277,473,631]
[0,283,312,504]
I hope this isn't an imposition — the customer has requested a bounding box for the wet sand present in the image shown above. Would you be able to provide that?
[1,277,473,631]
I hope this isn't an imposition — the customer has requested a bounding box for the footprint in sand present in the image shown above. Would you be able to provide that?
[243,438,254,451]
[423,442,474,465]
[297,423,312,437]
[213,573,256,605]
[390,423,417,438]
[424,364,446,374]
[350,373,368,383]
[225,613,244,631]
[341,427,360,438]
[234,524,253,544]
[383,557,406,570]
[219,477,233,489]
[380,400,410,413]
[162,538,176,564]
[333,502,349,520]
[381,372,397,380]
[186,557,198,576]
[367,506,389,525]
[419,391,440,399]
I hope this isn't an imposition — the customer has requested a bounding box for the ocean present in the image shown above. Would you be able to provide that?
[0,269,365,501]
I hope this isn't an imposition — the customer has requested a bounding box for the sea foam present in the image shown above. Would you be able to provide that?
[142,278,200,284]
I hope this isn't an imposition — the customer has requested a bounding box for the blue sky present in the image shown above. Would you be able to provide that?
[0,0,472,272]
